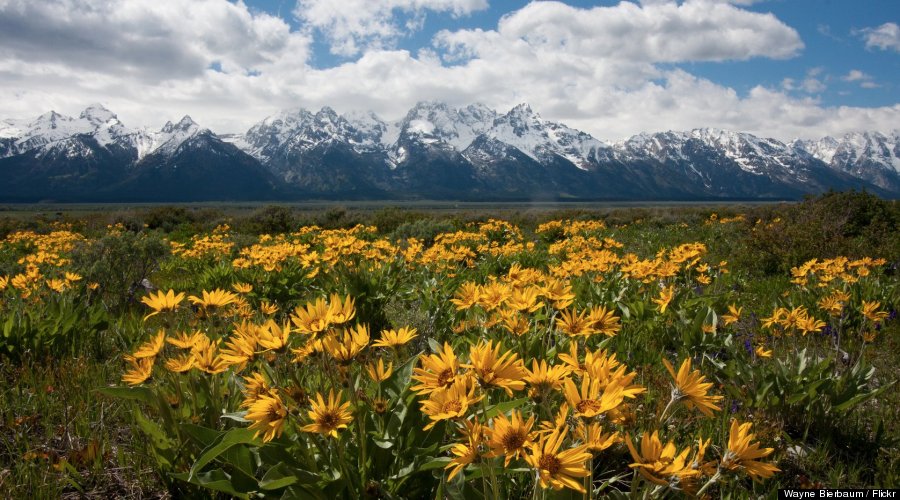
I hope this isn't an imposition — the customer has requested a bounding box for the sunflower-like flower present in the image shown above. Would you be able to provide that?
[192,338,228,374]
[412,342,460,395]
[420,377,481,430]
[578,421,619,454]
[755,345,773,358]
[166,330,206,349]
[721,419,780,481]
[464,340,527,396]
[290,297,332,335]
[487,410,535,465]
[721,304,742,326]
[372,326,418,349]
[449,281,480,310]
[122,355,154,385]
[662,357,723,417]
[626,431,698,486]
[232,282,253,294]
[446,421,486,480]
[524,428,591,493]
[327,294,356,325]
[246,391,287,442]
[257,320,293,352]
[132,330,166,358]
[220,321,260,368]
[589,305,621,337]
[301,390,353,438]
[541,278,575,310]
[477,281,510,311]
[366,358,394,382]
[259,301,279,316]
[188,288,239,312]
[322,323,369,363]
[164,353,195,373]
[556,308,597,337]
[141,289,185,320]
[240,372,271,407]
[563,376,626,419]
[506,286,542,313]
[653,285,675,314]
[861,300,890,324]
[524,359,571,399]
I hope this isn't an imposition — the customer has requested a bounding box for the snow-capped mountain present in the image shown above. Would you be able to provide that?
[793,131,900,192]
[1,102,896,201]
[0,105,279,201]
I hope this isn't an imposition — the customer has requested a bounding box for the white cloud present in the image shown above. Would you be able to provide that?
[293,0,488,56]
[0,0,897,142]
[841,69,880,89]
[859,22,900,52]
[842,69,868,82]
[437,0,803,65]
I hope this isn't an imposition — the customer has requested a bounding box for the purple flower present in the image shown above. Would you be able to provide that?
[744,339,753,355]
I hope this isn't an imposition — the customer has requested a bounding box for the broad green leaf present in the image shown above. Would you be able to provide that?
[189,427,261,480]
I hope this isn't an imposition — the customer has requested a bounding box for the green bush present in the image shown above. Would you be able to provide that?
[70,230,169,312]
[739,191,899,274]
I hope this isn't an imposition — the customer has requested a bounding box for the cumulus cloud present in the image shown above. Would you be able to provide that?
[293,0,488,56]
[0,0,897,142]
[0,0,310,79]
[437,0,803,64]
[859,22,900,52]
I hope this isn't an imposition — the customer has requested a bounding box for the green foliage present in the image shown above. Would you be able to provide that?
[1,294,108,361]
[740,191,900,274]
[721,348,894,438]
[70,230,169,312]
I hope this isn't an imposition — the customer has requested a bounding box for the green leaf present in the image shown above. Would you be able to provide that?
[180,423,221,448]
[418,457,452,471]
[172,469,250,499]
[95,386,157,405]
[481,397,529,419]
[259,462,320,490]
[189,427,261,481]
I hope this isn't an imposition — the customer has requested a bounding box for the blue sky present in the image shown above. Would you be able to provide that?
[0,0,897,139]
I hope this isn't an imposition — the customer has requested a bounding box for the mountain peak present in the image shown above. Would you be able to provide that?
[162,115,198,134]
[79,103,117,125]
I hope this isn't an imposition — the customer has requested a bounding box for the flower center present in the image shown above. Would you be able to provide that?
[437,368,455,387]
[442,399,463,414]
[538,453,562,474]
[501,430,527,451]
[576,399,603,414]
[318,411,340,430]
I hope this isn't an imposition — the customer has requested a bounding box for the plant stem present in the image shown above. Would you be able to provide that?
[695,471,721,497]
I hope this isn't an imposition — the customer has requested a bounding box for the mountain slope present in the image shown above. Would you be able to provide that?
[1,102,896,201]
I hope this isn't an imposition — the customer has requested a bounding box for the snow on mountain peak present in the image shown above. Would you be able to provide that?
[79,103,117,127]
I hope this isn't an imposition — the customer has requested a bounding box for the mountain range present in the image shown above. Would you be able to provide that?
[1,102,898,202]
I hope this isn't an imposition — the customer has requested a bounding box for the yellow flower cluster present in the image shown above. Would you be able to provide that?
[170,224,234,260]
[790,256,885,288]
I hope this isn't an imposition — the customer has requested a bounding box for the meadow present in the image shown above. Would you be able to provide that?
[0,191,897,499]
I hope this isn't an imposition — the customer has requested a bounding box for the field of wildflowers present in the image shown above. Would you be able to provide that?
[0,193,897,498]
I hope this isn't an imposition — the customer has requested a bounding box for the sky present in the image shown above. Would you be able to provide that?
[0,0,897,141]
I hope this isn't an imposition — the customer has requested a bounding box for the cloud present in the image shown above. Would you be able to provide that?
[293,0,488,56]
[858,22,900,52]
[437,0,803,65]
[0,0,896,142]
[842,69,868,82]
[841,69,880,89]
